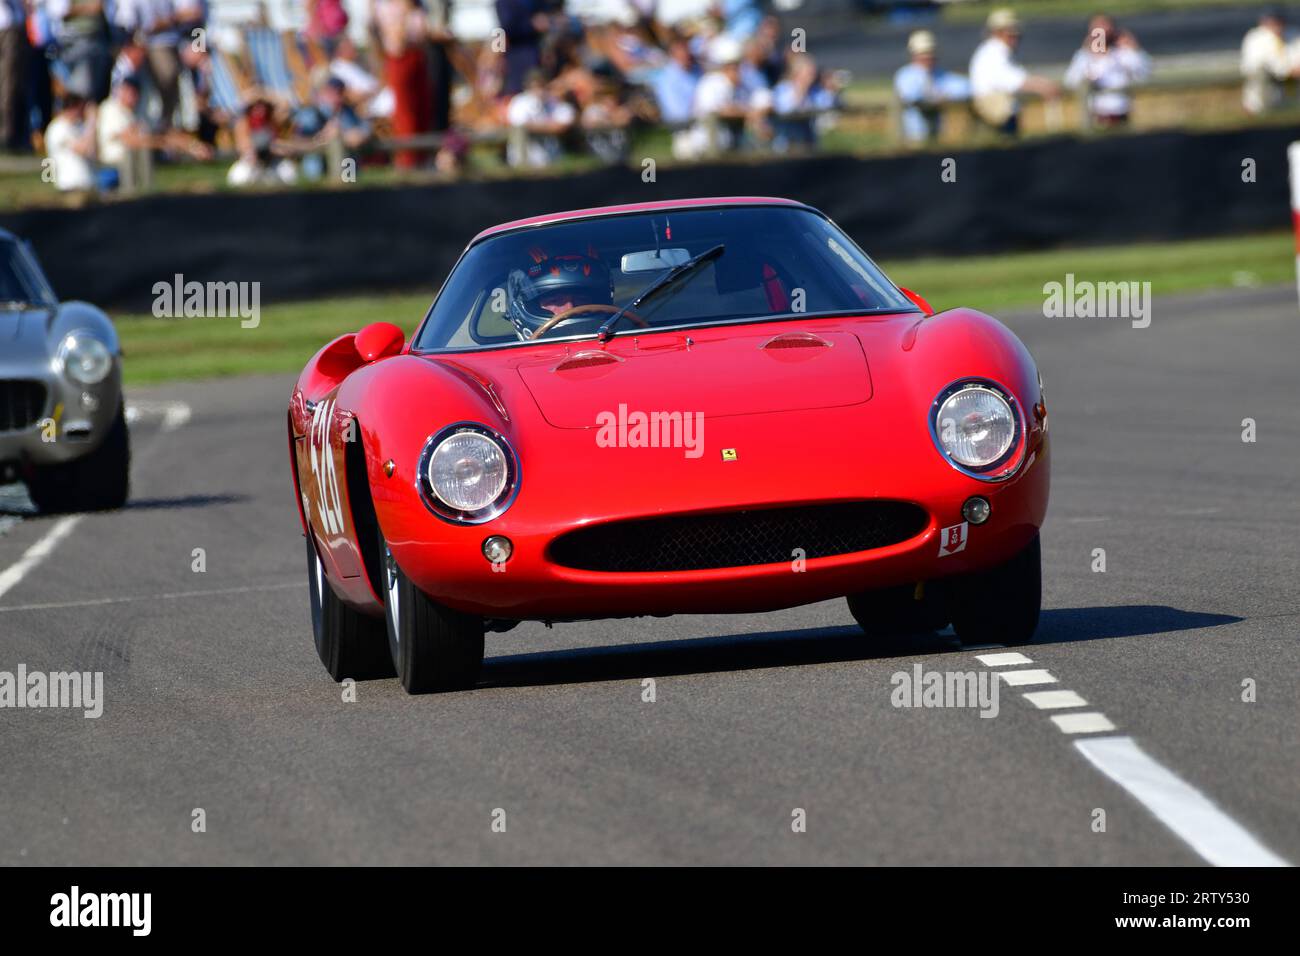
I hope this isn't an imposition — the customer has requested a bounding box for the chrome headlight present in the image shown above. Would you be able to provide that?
[931,381,1023,479]
[419,424,518,523]
[58,332,113,386]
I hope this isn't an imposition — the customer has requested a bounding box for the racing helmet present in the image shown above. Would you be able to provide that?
[506,247,613,338]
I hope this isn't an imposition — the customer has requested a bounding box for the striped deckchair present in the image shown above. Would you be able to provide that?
[244,26,301,107]
[208,47,248,115]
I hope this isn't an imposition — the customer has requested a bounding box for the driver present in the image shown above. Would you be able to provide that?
[505,248,614,339]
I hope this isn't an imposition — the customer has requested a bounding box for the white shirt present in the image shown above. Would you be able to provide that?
[969,37,1028,98]
[113,0,178,44]
[1064,46,1151,117]
[692,70,772,118]
[506,91,576,168]
[45,115,96,191]
[97,97,136,167]
[1241,25,1296,113]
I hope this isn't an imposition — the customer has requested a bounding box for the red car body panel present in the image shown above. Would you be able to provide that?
[289,199,1050,623]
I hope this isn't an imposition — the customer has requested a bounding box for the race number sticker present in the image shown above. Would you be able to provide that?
[308,398,346,536]
[938,522,968,557]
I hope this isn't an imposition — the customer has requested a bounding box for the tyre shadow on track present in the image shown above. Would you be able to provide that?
[477,605,1242,688]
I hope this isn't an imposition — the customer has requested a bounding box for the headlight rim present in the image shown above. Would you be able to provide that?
[57,330,114,386]
[929,378,1026,482]
[417,422,520,524]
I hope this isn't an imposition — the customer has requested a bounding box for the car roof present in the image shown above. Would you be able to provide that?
[469,197,812,245]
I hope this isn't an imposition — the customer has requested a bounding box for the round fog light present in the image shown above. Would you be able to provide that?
[482,535,513,564]
[962,496,991,525]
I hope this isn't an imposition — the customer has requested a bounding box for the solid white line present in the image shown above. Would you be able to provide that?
[1024,689,1089,709]
[0,516,82,602]
[996,668,1058,686]
[0,581,300,613]
[1051,712,1116,734]
[976,651,1034,666]
[1076,735,1292,867]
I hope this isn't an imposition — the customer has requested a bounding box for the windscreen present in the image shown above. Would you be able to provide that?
[413,206,914,351]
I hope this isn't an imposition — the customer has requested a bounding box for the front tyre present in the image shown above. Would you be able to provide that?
[949,533,1042,647]
[846,583,948,638]
[306,536,393,681]
[27,402,130,513]
[381,536,484,694]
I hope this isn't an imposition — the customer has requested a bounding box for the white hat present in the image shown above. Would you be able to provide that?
[710,36,744,66]
[907,30,936,56]
[986,8,1021,32]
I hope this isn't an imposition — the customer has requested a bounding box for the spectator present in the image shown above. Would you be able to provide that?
[772,54,840,150]
[27,0,57,146]
[423,0,455,133]
[893,30,970,144]
[374,0,432,168]
[305,0,349,56]
[1241,9,1298,114]
[97,75,211,185]
[117,0,184,131]
[1065,16,1150,127]
[47,0,113,103]
[290,76,372,179]
[747,15,786,88]
[495,0,550,97]
[329,36,387,116]
[714,0,761,42]
[44,93,98,191]
[227,97,296,186]
[969,8,1058,135]
[581,72,634,163]
[680,35,772,158]
[505,67,575,167]
[0,0,29,151]
[652,36,700,127]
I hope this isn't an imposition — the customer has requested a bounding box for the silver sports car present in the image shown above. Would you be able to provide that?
[0,229,129,512]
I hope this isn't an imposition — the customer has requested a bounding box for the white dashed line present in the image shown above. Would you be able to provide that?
[1076,736,1291,867]
[1050,712,1117,734]
[0,516,82,602]
[996,668,1058,686]
[1023,689,1089,709]
[975,651,1034,667]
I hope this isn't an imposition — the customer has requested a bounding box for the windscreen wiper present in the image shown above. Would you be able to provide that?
[596,244,725,342]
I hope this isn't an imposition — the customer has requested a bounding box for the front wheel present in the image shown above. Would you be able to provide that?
[949,533,1042,647]
[380,534,484,694]
[846,583,948,638]
[306,536,393,681]
[27,402,130,513]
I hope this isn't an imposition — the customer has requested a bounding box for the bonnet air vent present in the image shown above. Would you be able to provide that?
[761,332,832,350]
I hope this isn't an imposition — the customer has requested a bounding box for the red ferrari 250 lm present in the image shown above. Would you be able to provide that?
[288,197,1049,693]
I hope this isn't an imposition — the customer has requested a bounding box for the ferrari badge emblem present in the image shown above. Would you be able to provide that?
[721,448,738,462]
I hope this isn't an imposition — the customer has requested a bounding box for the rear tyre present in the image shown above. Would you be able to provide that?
[306,536,393,681]
[27,403,130,513]
[949,534,1042,647]
[847,583,949,638]
[380,534,484,694]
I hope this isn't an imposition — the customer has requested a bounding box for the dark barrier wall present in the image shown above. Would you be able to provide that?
[2,124,1292,311]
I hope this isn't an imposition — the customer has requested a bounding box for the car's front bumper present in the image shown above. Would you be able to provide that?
[0,360,123,472]
[371,434,1050,622]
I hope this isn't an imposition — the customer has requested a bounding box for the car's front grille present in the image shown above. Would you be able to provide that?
[0,380,46,432]
[549,501,930,572]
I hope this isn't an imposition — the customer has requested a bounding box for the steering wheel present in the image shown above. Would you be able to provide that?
[531,303,647,340]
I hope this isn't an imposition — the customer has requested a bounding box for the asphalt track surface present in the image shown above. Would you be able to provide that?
[0,284,1296,865]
